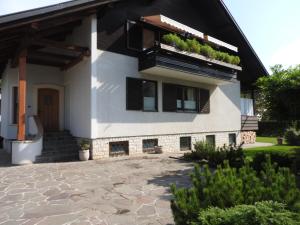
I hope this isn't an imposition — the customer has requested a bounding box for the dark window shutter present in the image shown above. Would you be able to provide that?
[163,83,177,112]
[199,89,210,113]
[127,21,143,51]
[126,78,142,110]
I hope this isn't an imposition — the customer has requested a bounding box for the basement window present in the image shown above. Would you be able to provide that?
[229,133,237,145]
[180,137,191,150]
[143,139,158,153]
[109,141,129,157]
[206,135,215,146]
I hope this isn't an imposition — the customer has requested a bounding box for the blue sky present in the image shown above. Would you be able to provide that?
[0,0,299,72]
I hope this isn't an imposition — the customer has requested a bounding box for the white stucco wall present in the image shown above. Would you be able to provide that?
[63,16,93,138]
[91,40,241,138]
[0,64,63,140]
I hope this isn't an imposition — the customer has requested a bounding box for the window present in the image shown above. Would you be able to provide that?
[126,78,157,111]
[206,135,215,146]
[143,139,158,153]
[109,141,129,156]
[12,87,18,124]
[127,20,143,51]
[229,133,236,145]
[180,137,191,150]
[163,83,209,113]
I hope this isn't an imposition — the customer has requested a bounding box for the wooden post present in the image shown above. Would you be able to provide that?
[17,49,27,141]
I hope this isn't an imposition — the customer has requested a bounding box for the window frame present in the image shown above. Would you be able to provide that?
[109,141,129,157]
[206,135,216,146]
[229,133,237,145]
[126,77,158,112]
[163,83,199,113]
[142,139,158,153]
[180,136,192,151]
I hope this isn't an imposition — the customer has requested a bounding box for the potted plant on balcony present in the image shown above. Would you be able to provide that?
[79,139,90,161]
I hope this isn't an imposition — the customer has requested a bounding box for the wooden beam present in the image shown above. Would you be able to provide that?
[30,50,77,60]
[11,37,31,68]
[17,49,27,141]
[27,58,65,68]
[61,53,84,71]
[34,39,90,56]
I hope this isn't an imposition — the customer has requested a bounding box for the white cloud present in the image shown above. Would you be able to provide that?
[269,38,300,68]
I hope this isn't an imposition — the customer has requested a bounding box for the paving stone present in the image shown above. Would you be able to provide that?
[137,205,156,216]
[0,154,192,225]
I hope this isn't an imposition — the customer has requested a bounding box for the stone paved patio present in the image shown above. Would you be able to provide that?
[0,154,193,225]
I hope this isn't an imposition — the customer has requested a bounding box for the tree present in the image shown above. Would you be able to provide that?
[256,64,300,121]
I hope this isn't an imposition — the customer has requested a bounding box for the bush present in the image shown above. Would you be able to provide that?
[161,33,240,65]
[171,156,300,225]
[285,127,300,146]
[184,141,244,168]
[186,38,201,54]
[196,201,300,225]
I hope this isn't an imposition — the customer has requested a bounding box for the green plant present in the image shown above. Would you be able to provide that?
[200,45,216,59]
[184,141,244,168]
[186,38,201,54]
[162,33,241,66]
[284,124,300,146]
[171,156,300,225]
[196,201,300,225]
[80,139,90,151]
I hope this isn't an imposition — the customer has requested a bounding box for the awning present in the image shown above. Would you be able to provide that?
[141,14,238,52]
[141,15,204,39]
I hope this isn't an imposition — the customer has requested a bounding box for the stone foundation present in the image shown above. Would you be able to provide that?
[240,131,256,144]
[91,131,241,159]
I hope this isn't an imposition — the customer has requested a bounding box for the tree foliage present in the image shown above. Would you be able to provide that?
[256,64,300,120]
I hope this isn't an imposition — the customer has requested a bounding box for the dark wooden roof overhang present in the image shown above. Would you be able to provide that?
[0,0,120,75]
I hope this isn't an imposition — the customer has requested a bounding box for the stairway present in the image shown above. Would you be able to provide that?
[35,130,79,163]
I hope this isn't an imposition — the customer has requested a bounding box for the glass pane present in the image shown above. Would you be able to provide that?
[206,135,215,146]
[229,133,236,145]
[180,137,191,150]
[143,81,156,111]
[184,88,196,111]
[177,86,183,110]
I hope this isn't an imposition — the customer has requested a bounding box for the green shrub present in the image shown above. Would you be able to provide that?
[171,156,300,225]
[285,127,300,146]
[196,201,300,225]
[184,141,244,168]
[162,33,240,65]
[186,38,201,54]
[251,152,295,172]
[200,45,216,59]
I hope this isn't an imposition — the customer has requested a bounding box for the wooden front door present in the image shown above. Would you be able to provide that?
[38,88,59,131]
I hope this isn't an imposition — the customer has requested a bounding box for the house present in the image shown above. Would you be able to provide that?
[0,0,267,164]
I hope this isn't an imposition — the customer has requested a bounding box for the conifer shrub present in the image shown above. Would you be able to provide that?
[196,201,300,225]
[171,156,300,225]
[184,141,244,168]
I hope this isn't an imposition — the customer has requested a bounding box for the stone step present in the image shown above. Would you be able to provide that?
[36,131,80,163]
[35,152,78,163]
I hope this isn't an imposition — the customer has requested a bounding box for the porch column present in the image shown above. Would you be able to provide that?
[17,49,27,141]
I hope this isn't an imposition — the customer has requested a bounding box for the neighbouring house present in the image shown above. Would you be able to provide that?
[0,0,267,164]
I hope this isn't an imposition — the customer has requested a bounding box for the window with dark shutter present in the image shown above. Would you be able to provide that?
[127,20,143,51]
[126,78,142,110]
[126,77,157,111]
[199,89,210,114]
[163,83,177,112]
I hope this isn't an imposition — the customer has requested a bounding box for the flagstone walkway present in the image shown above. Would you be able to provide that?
[0,154,193,225]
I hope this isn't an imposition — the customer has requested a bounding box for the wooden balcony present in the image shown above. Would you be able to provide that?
[139,44,239,85]
[241,115,258,131]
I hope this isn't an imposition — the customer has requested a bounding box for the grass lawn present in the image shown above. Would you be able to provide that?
[244,136,300,158]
